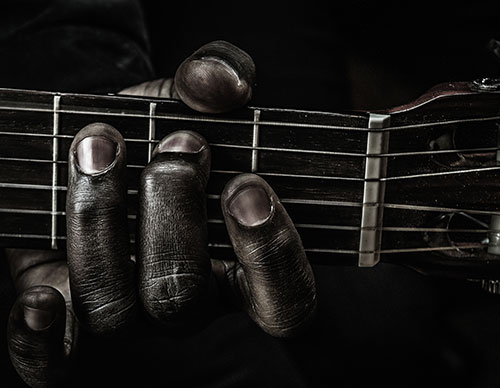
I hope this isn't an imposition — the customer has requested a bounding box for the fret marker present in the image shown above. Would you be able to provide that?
[50,95,61,250]
[251,109,261,173]
[148,102,157,162]
[358,113,391,267]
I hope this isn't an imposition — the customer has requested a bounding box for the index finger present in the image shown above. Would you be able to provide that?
[66,123,136,335]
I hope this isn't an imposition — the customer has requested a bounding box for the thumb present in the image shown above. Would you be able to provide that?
[119,40,255,113]
[8,286,70,388]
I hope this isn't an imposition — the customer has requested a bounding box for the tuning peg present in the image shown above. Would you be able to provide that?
[481,279,500,294]
[470,77,500,91]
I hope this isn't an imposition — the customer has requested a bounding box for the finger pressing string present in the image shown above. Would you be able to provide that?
[66,123,136,335]
[174,40,256,113]
[221,173,317,337]
[137,130,212,325]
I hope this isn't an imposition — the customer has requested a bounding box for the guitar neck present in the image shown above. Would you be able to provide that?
[3,83,500,280]
[0,88,370,266]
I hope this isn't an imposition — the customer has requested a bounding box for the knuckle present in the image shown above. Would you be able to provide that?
[72,282,136,335]
[139,253,210,322]
[68,251,135,334]
[242,227,298,267]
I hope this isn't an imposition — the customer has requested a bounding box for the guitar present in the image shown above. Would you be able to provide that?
[2,78,500,292]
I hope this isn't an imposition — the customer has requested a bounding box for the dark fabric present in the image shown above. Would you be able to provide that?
[0,0,153,93]
[3,1,500,387]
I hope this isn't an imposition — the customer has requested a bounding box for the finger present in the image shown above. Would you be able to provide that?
[137,130,211,324]
[66,123,136,335]
[6,249,69,301]
[174,40,256,113]
[221,174,317,337]
[119,78,175,98]
[8,286,68,388]
[6,249,79,358]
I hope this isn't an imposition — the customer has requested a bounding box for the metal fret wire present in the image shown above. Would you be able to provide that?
[147,102,157,162]
[50,95,60,249]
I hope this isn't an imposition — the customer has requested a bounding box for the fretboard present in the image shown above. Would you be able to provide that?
[2,84,500,275]
[0,88,372,266]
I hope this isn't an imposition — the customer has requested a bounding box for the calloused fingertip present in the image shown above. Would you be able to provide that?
[152,130,208,157]
[174,40,256,113]
[70,123,126,177]
[222,173,269,201]
[149,130,212,185]
[222,173,277,227]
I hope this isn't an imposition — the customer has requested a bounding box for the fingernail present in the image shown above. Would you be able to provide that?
[228,186,272,227]
[76,136,117,174]
[23,306,56,331]
[156,131,205,154]
[174,40,255,113]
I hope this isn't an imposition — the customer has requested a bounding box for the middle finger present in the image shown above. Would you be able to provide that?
[137,130,212,324]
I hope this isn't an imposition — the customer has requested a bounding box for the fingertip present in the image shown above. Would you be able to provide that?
[221,174,317,338]
[222,173,270,200]
[153,130,208,156]
[174,40,255,113]
[16,286,66,331]
[222,174,275,227]
[150,130,211,184]
[69,123,125,176]
[8,286,68,388]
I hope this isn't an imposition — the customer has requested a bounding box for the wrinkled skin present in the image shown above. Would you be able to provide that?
[6,41,316,388]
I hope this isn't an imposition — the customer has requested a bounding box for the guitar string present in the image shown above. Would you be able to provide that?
[0,206,493,234]
[2,143,499,159]
[0,232,485,256]
[1,181,500,217]
[1,93,499,174]
[3,103,497,195]
[2,141,499,162]
[0,130,499,160]
[1,151,500,183]
[1,104,499,133]
[2,102,500,251]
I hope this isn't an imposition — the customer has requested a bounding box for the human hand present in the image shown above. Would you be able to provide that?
[6,41,316,387]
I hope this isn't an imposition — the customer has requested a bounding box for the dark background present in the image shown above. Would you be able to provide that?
[141,2,500,111]
[3,2,500,387]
